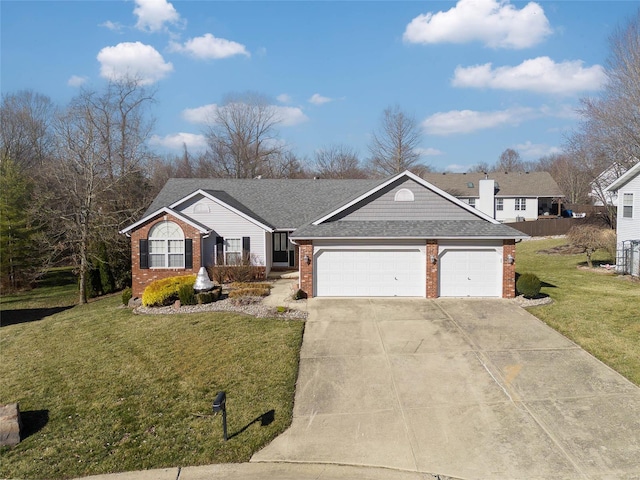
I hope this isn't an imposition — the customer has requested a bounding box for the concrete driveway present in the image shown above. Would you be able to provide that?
[252,298,640,479]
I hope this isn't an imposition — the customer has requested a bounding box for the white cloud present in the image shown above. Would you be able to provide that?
[169,33,249,59]
[444,164,470,173]
[277,93,292,104]
[422,107,534,135]
[134,0,182,32]
[99,20,123,32]
[97,42,173,85]
[275,105,309,126]
[403,0,551,49]
[182,103,308,126]
[453,57,606,95]
[149,133,207,152]
[415,147,444,156]
[67,75,88,87]
[513,141,562,159]
[308,93,333,105]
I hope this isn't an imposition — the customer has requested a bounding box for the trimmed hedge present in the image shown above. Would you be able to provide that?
[121,287,132,306]
[516,272,542,299]
[178,284,196,306]
[230,282,272,290]
[142,275,196,307]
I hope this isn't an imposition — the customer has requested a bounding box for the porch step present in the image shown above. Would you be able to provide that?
[268,270,299,279]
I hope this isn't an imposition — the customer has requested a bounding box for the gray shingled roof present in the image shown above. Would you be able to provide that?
[422,171,564,198]
[145,178,379,229]
[291,220,527,239]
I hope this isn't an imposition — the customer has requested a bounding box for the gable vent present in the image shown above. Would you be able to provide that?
[394,188,415,202]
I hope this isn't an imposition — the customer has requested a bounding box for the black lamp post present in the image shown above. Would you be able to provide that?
[212,391,227,441]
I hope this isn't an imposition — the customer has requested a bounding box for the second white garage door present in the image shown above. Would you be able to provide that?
[439,248,502,297]
[315,248,425,297]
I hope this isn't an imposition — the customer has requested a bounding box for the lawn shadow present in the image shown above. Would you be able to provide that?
[0,306,74,327]
[228,409,275,440]
[20,410,49,439]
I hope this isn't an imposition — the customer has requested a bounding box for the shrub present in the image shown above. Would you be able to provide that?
[142,275,196,307]
[121,287,132,305]
[178,284,196,306]
[196,290,219,304]
[516,273,541,299]
[567,225,614,268]
[228,287,270,298]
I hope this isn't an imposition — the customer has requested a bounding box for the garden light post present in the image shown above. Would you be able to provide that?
[212,391,228,441]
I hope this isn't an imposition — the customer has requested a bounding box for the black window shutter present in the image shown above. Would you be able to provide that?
[215,236,224,265]
[185,239,193,269]
[139,239,149,269]
[242,236,250,264]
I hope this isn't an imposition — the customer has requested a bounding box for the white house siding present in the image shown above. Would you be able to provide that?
[616,175,640,243]
[178,195,268,267]
[495,197,538,222]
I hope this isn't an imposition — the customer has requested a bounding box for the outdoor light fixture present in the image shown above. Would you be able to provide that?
[304,254,311,265]
[430,255,437,265]
[507,254,515,265]
[213,391,228,441]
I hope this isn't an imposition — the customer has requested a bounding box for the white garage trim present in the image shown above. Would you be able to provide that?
[438,241,503,297]
[314,241,426,297]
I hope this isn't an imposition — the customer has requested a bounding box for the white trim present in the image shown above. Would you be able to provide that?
[311,170,499,226]
[605,161,640,192]
[291,234,528,241]
[170,189,274,233]
[119,207,210,235]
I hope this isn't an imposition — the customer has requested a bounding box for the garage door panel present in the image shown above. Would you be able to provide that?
[315,249,425,297]
[439,249,501,297]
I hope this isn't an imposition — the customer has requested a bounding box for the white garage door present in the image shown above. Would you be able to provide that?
[315,248,425,297]
[439,249,501,297]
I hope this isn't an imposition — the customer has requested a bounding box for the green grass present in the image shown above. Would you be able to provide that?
[0,274,304,480]
[517,238,640,386]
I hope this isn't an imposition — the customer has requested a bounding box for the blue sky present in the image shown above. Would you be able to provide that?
[2,0,638,172]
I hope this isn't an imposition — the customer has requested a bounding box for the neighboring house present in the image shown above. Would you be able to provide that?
[423,171,564,222]
[589,163,623,207]
[121,171,528,298]
[605,162,640,276]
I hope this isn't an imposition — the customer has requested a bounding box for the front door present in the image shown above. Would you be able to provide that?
[273,232,289,263]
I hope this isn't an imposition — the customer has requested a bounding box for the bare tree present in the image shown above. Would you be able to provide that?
[568,11,640,203]
[495,148,525,172]
[534,153,592,205]
[314,144,367,178]
[567,225,616,268]
[367,105,425,176]
[204,92,287,178]
[467,162,492,173]
[43,80,156,303]
[0,90,56,170]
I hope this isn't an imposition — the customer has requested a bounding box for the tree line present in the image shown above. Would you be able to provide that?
[2,11,638,301]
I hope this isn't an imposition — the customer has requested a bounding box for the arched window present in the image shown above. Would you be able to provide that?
[394,188,415,202]
[148,221,185,268]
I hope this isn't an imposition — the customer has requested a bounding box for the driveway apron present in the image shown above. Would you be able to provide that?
[251,298,640,479]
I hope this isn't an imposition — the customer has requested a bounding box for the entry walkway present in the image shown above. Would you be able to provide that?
[252,298,640,479]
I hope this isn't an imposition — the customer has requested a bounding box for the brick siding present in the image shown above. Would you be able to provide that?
[502,239,516,298]
[298,240,314,298]
[130,214,202,298]
[426,240,439,298]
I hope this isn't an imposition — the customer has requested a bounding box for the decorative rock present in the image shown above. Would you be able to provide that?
[0,403,22,446]
[128,297,142,308]
[172,299,181,310]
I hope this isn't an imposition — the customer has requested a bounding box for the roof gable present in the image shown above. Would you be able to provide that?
[312,171,498,225]
[606,162,640,192]
[119,207,211,235]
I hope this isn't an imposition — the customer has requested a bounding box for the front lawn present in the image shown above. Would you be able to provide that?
[517,237,640,386]
[0,279,304,480]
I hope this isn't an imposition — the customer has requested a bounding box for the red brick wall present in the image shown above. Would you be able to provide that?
[426,240,439,298]
[130,214,202,298]
[503,239,516,298]
[298,241,313,298]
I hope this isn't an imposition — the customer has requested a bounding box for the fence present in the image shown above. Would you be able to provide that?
[505,218,586,237]
[617,240,640,277]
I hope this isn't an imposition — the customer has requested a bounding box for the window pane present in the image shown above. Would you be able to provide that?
[168,240,184,253]
[149,254,165,267]
[168,254,183,268]
[623,193,633,206]
[280,234,288,251]
[226,252,241,265]
[226,238,241,252]
[149,240,165,253]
